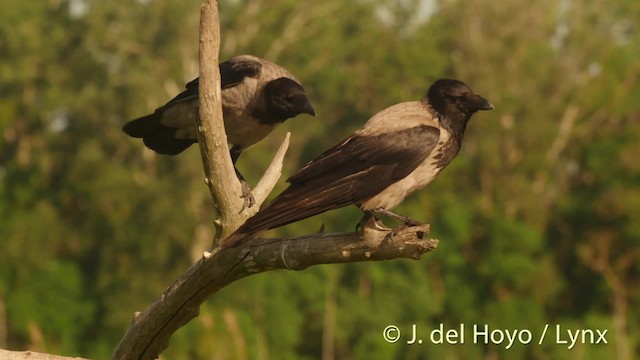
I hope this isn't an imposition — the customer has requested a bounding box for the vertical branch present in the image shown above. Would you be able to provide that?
[197,0,245,241]
[196,0,291,243]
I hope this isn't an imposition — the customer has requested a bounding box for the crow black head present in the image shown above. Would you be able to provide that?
[425,79,493,139]
[427,79,493,117]
[264,78,316,122]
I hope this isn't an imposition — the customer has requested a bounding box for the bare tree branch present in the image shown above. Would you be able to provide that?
[0,349,88,360]
[110,1,439,359]
[195,0,289,243]
[6,2,440,360]
[195,0,246,242]
[112,220,437,360]
[250,132,291,208]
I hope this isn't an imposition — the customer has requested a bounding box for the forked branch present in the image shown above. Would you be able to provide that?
[110,1,438,359]
[112,221,437,360]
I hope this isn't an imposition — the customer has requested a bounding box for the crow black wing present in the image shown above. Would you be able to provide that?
[223,124,440,246]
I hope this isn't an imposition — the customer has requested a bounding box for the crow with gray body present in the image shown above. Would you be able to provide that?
[221,79,493,248]
[122,55,316,207]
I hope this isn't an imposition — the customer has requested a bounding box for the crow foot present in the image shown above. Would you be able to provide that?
[239,180,255,212]
[371,208,422,227]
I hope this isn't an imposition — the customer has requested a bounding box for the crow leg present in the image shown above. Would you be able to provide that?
[356,211,377,232]
[230,144,244,164]
[371,208,422,226]
[230,145,255,210]
[356,211,393,231]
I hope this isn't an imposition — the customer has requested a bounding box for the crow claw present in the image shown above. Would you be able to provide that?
[239,181,255,212]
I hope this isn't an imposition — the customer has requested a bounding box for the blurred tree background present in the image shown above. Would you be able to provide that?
[1,0,638,359]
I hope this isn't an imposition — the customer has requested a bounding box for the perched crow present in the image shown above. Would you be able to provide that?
[221,79,493,248]
[122,55,316,207]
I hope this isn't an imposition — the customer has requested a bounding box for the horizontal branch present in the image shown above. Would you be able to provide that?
[0,349,89,360]
[111,220,437,359]
[244,223,436,270]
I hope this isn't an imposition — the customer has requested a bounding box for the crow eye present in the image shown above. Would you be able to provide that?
[451,92,470,102]
[286,96,301,107]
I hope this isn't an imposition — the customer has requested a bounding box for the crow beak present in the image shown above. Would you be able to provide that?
[473,95,494,111]
[302,101,316,117]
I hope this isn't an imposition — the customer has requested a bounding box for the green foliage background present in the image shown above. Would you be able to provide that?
[1,0,639,359]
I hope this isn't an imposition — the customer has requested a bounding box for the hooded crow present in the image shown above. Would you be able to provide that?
[122,55,316,206]
[221,79,493,248]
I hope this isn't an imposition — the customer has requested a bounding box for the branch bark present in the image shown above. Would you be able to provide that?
[195,0,246,242]
[195,0,289,243]
[250,132,290,208]
[112,221,437,360]
[0,349,88,360]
